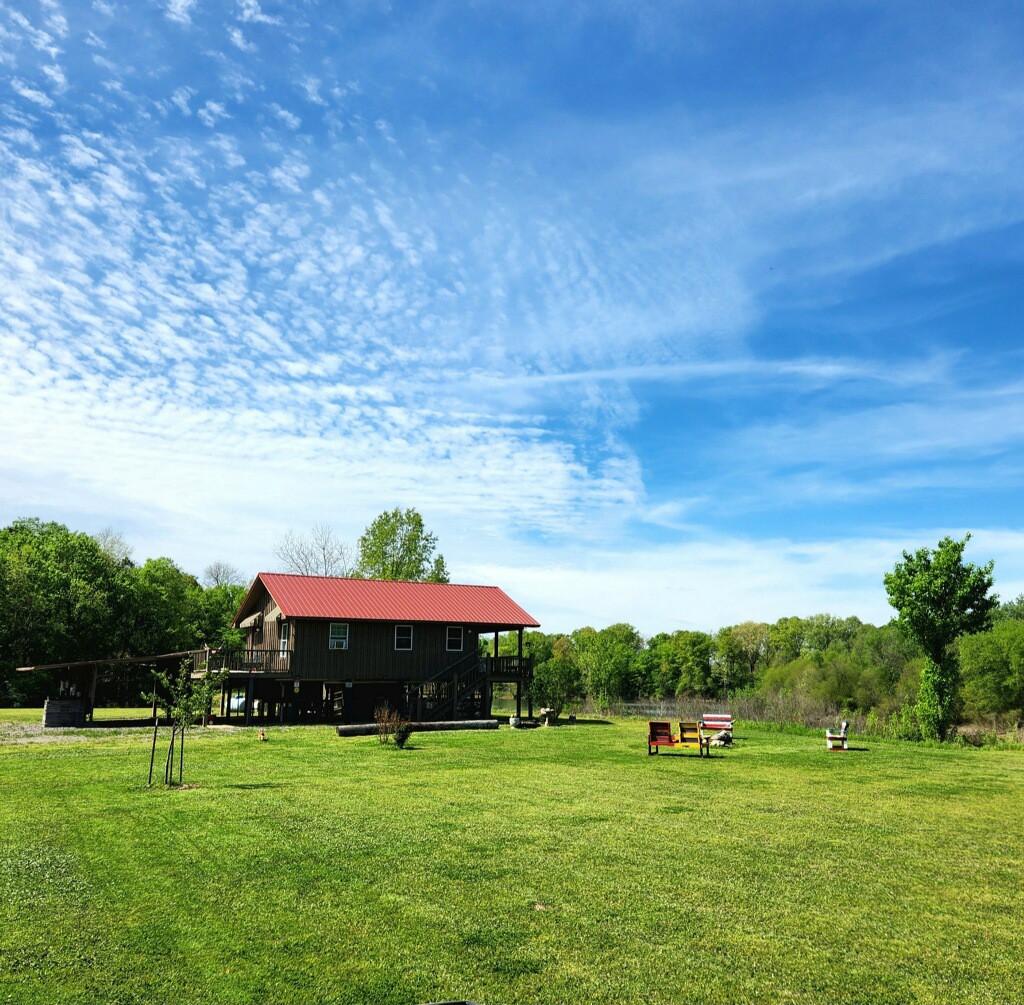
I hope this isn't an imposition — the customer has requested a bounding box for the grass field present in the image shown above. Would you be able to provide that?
[1,713,1022,1005]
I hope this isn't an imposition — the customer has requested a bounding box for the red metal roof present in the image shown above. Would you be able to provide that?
[241,573,540,627]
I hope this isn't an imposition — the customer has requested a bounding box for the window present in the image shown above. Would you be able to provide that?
[394,624,413,651]
[329,622,349,651]
[279,621,290,655]
[446,626,463,652]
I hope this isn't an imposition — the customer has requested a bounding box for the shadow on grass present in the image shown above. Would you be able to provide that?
[565,718,613,726]
[647,752,727,761]
[222,782,284,790]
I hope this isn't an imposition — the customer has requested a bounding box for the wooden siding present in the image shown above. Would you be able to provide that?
[244,582,286,657]
[291,619,480,682]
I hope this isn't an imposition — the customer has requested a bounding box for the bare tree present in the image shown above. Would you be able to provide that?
[96,527,133,566]
[202,561,243,588]
[274,524,353,577]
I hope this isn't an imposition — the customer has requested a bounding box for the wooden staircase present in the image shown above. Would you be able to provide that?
[406,653,491,721]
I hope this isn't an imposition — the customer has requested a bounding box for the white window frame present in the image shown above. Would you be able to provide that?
[328,622,349,651]
[394,624,413,651]
[446,626,463,652]
[279,621,290,655]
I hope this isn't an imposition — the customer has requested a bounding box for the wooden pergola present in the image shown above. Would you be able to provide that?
[17,650,211,727]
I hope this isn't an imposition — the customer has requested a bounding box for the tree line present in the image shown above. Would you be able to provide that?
[3,517,1020,741]
[518,538,1023,741]
[521,604,1022,731]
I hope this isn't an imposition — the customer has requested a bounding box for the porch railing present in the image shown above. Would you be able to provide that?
[203,648,292,674]
[484,655,532,679]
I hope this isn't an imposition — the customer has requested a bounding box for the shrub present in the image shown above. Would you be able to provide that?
[374,704,403,744]
[393,722,412,749]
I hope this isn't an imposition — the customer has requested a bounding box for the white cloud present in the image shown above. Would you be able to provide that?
[2,0,1023,638]
[61,134,104,169]
[237,0,282,25]
[269,153,310,192]
[300,76,327,106]
[462,529,1024,636]
[165,0,197,25]
[228,26,256,53]
[41,64,67,91]
[170,86,195,115]
[197,100,228,127]
[270,103,300,129]
[11,79,54,107]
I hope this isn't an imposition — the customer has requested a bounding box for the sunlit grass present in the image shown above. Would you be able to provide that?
[1,714,1022,1004]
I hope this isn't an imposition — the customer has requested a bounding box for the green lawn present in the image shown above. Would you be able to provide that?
[0,706,154,725]
[1,715,1022,1005]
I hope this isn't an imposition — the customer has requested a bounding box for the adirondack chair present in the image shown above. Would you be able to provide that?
[677,720,710,757]
[648,720,675,755]
[826,720,849,751]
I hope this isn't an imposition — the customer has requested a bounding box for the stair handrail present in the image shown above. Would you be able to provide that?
[405,650,486,712]
[412,650,484,692]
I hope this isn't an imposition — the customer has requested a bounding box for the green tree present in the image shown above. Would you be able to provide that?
[198,583,248,649]
[673,631,715,697]
[150,657,228,786]
[712,626,756,697]
[531,636,582,720]
[959,620,1024,717]
[767,617,806,666]
[993,593,1024,623]
[730,621,770,680]
[804,614,861,658]
[0,519,132,704]
[884,535,997,740]
[355,508,449,582]
[127,558,203,656]
[643,630,714,697]
[496,630,553,662]
[572,623,644,705]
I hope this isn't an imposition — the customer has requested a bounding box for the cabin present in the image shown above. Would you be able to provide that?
[221,573,540,725]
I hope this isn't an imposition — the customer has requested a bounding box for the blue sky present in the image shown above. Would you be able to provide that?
[2,1,1024,633]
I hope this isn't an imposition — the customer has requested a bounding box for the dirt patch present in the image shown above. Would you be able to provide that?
[0,722,149,745]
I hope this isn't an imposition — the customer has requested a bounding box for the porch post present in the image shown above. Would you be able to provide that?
[88,665,98,722]
[515,630,521,716]
[244,671,254,727]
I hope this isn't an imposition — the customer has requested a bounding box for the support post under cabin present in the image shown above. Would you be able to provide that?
[493,630,500,714]
[88,665,98,723]
[245,672,254,727]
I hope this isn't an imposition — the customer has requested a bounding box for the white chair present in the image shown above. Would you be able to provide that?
[826,720,849,751]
